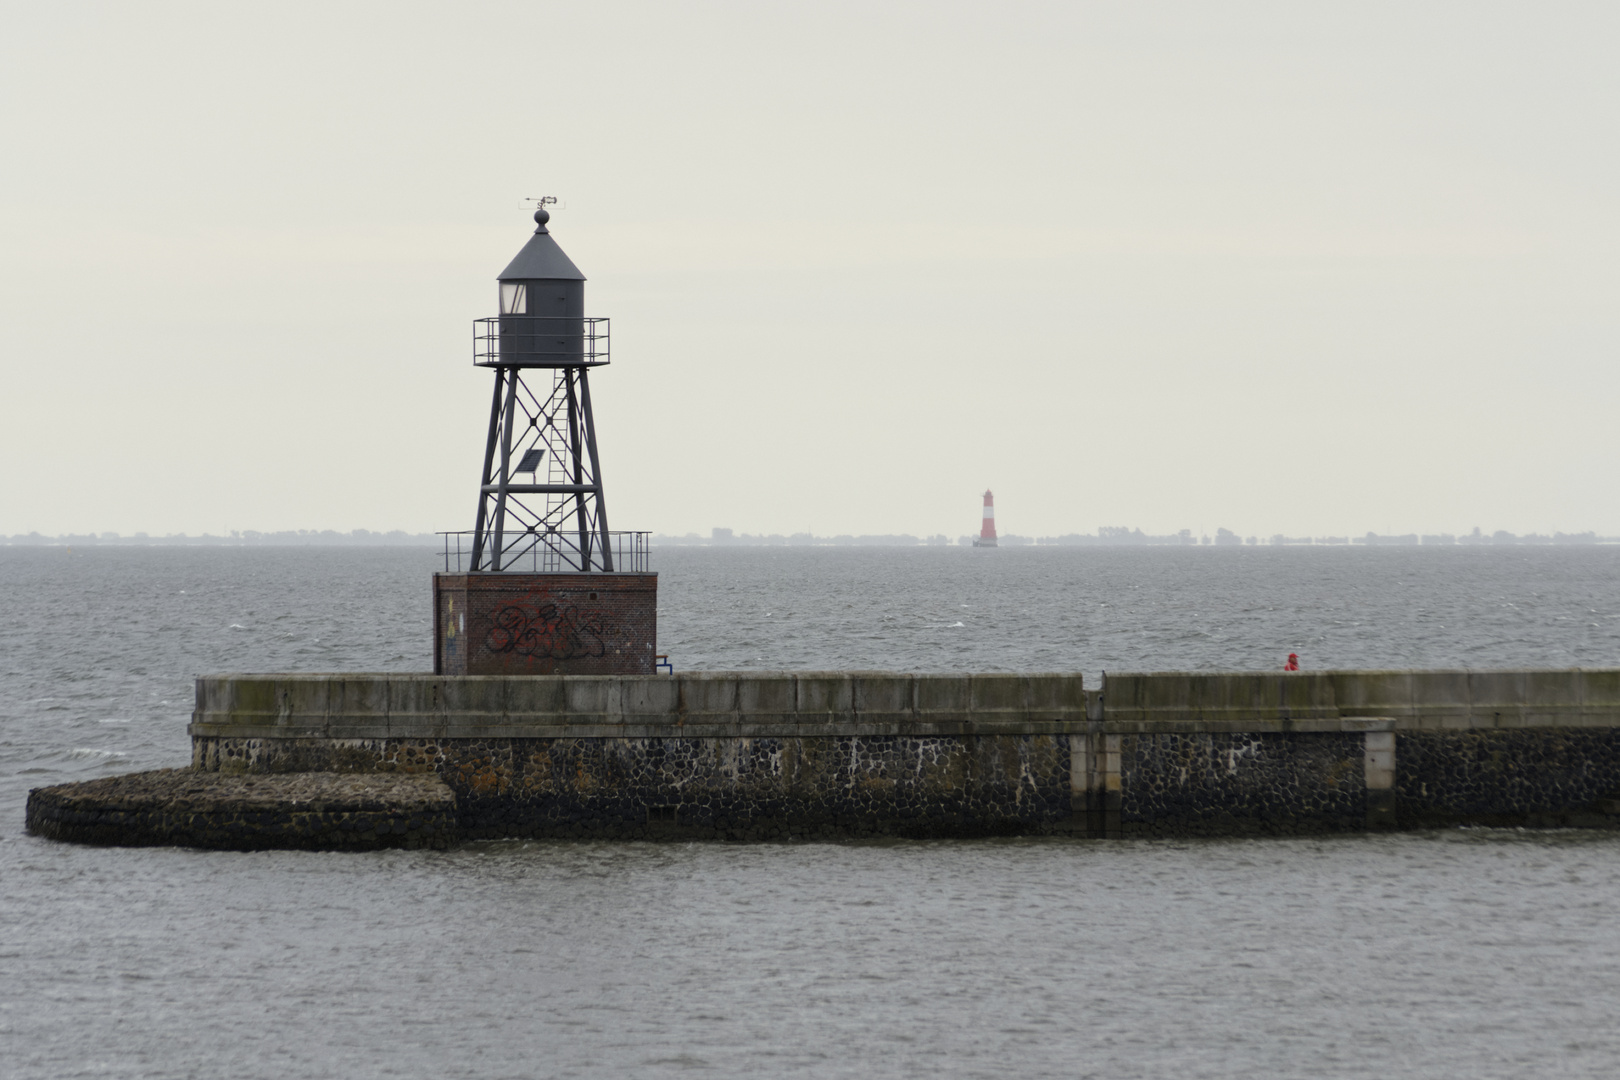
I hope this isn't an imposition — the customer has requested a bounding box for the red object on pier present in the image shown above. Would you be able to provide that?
[1284,653,1300,671]
[973,490,998,547]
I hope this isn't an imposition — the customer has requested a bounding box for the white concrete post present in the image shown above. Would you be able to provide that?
[1364,730,1396,830]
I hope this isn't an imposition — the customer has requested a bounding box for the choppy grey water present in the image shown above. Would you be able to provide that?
[4,545,1620,1079]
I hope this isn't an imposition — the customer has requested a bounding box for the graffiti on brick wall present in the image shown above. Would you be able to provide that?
[486,604,611,660]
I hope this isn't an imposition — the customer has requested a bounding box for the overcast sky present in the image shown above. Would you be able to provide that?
[2,1,1616,539]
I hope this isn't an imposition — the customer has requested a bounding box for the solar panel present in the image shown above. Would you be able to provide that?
[515,448,545,473]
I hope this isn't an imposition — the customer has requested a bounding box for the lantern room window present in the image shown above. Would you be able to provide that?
[500,283,527,314]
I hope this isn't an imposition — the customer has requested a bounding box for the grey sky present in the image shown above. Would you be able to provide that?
[2,1,1616,538]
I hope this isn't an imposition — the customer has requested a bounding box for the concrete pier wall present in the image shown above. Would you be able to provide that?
[184,669,1620,840]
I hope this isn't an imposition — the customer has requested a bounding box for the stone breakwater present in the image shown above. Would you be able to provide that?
[182,668,1620,841]
[196,732,1074,841]
[26,769,456,850]
[29,669,1620,848]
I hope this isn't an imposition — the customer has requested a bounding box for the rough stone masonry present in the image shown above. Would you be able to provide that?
[27,669,1620,849]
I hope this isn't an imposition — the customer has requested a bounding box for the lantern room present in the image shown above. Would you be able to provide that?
[476,206,608,368]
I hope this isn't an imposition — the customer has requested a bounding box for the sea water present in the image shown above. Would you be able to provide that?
[3,545,1619,1079]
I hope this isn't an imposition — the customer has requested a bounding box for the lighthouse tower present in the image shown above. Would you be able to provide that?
[432,205,656,676]
[973,490,998,547]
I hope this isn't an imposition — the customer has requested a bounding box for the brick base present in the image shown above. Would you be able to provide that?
[433,572,657,675]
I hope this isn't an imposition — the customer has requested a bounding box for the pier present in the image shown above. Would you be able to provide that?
[27,668,1620,847]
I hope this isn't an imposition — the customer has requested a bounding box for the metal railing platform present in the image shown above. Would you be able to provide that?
[437,530,649,573]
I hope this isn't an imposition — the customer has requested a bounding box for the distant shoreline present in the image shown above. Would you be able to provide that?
[4,529,1617,549]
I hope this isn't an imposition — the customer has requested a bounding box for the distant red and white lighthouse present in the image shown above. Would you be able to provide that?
[973,490,998,547]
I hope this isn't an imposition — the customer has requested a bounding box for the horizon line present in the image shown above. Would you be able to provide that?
[4,527,1618,549]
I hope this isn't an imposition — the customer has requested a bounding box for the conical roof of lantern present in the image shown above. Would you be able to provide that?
[497,209,586,281]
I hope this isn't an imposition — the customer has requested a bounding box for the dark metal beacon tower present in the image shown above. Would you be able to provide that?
[433,204,656,676]
[469,205,616,572]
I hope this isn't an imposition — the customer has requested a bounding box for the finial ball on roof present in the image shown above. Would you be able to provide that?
[533,207,551,228]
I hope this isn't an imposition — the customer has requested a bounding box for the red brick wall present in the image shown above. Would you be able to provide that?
[433,573,657,675]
